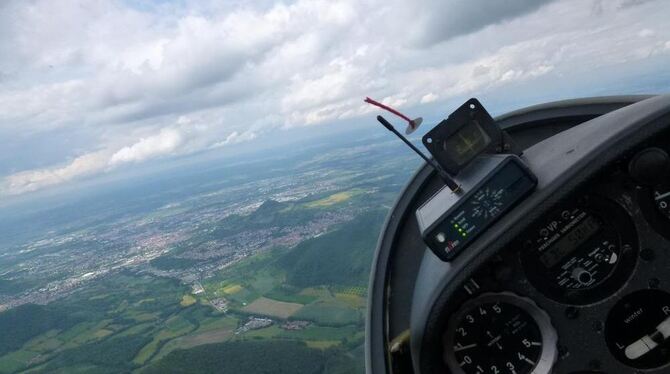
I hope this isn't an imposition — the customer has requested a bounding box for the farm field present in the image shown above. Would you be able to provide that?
[242,297,303,319]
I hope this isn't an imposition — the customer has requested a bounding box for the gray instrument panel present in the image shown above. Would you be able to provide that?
[407,95,670,374]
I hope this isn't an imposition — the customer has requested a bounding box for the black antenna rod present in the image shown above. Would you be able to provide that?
[376,115,461,193]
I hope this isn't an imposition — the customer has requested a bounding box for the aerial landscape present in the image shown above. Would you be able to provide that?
[0,130,418,373]
[2,1,669,373]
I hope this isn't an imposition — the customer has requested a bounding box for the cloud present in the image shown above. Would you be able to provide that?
[1,150,111,195]
[420,93,439,104]
[1,0,670,197]
[212,130,258,148]
[0,123,255,195]
[399,0,557,46]
[109,128,184,165]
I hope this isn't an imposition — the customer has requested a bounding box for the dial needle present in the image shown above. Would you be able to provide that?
[453,343,477,352]
[655,191,670,200]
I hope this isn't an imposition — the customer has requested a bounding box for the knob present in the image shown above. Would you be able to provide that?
[572,267,592,285]
[629,147,670,186]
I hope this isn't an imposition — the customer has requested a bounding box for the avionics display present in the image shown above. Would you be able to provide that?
[416,155,537,261]
[540,215,600,268]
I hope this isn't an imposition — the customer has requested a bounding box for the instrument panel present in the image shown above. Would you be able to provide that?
[438,140,670,373]
[366,96,670,374]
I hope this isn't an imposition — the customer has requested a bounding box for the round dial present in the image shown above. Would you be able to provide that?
[520,197,637,304]
[471,187,504,219]
[653,186,670,219]
[534,208,616,290]
[444,293,557,374]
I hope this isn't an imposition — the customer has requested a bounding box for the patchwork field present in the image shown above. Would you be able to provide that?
[153,324,237,362]
[304,188,365,208]
[222,284,242,294]
[293,302,361,326]
[242,297,303,319]
[179,295,196,307]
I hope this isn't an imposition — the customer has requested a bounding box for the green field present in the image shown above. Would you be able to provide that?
[242,297,303,319]
[293,302,362,326]
[264,286,318,304]
[179,295,197,307]
[304,189,365,208]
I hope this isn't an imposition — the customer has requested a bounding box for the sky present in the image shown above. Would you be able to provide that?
[1,0,670,199]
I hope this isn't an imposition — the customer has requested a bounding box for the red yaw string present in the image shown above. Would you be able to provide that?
[364,97,412,124]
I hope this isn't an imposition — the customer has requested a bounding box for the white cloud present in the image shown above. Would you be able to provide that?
[109,128,183,165]
[1,0,670,197]
[0,123,260,195]
[212,130,258,148]
[420,93,439,104]
[1,150,111,195]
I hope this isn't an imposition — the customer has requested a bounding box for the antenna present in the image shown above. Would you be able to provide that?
[376,115,461,193]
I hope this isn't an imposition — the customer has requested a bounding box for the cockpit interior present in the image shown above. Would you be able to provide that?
[366,95,670,374]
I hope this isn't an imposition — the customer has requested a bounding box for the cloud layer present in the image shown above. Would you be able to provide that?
[1,0,670,196]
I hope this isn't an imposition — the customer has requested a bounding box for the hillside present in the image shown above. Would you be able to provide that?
[143,340,327,374]
[0,304,80,357]
[278,209,387,288]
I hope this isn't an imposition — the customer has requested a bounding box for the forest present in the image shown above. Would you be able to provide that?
[278,209,387,288]
[143,340,360,374]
